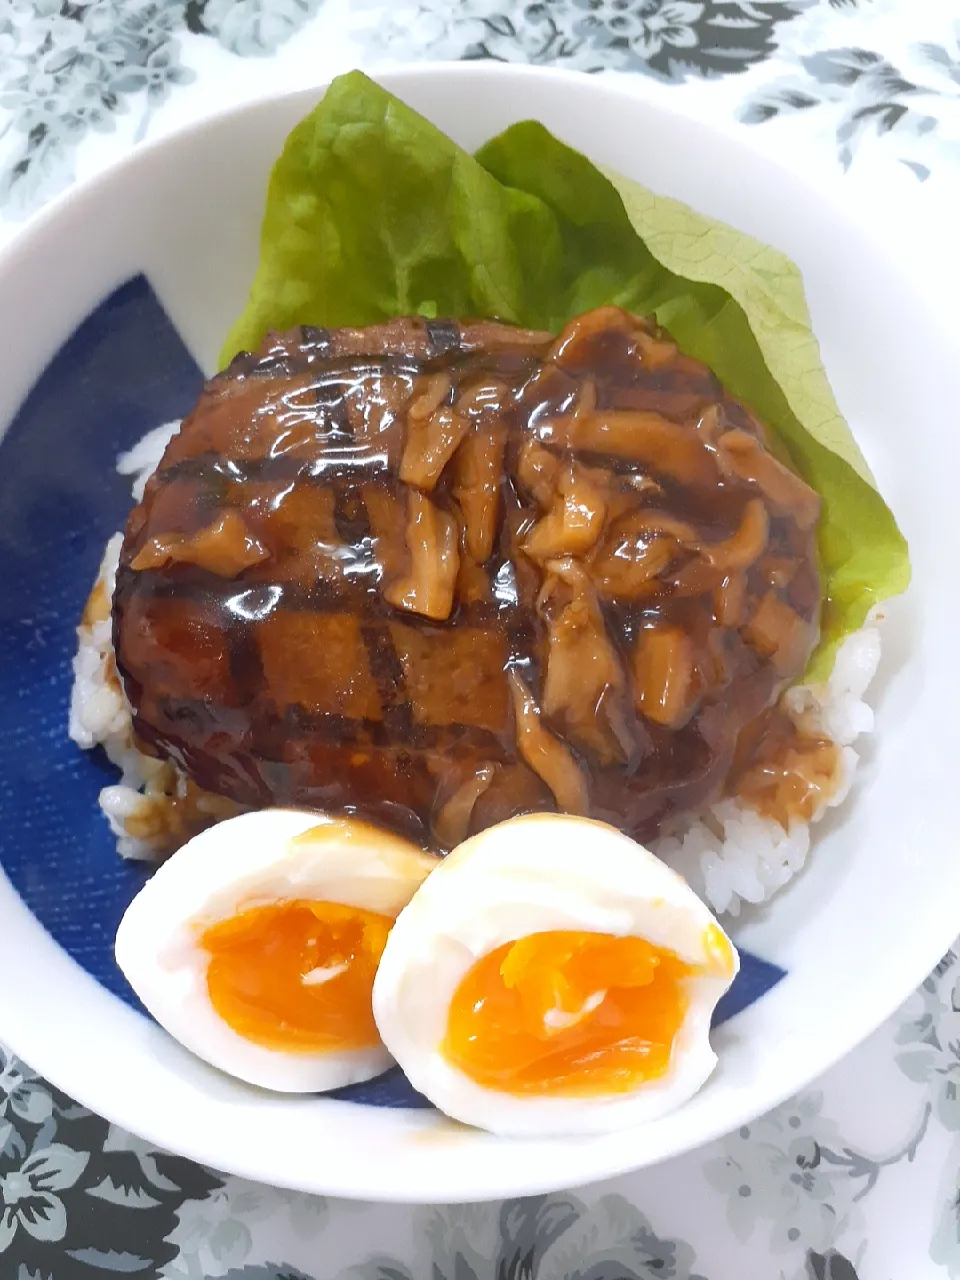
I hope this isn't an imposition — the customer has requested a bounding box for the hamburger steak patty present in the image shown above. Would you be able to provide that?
[112,305,822,849]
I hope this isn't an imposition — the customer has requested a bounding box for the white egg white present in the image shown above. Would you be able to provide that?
[372,813,739,1136]
[115,808,439,1093]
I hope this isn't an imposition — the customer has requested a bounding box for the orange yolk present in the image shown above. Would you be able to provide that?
[201,900,392,1052]
[442,931,692,1095]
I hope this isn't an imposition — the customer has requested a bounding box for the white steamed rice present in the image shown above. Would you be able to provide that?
[654,624,879,914]
[69,421,882,912]
[69,422,182,859]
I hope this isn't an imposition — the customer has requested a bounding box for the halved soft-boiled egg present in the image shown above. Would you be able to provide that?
[373,813,738,1135]
[115,808,439,1092]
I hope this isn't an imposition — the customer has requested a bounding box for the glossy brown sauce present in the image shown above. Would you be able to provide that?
[724,707,842,828]
[120,762,243,848]
[112,306,829,851]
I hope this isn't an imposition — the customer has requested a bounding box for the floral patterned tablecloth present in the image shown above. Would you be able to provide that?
[2,3,959,1278]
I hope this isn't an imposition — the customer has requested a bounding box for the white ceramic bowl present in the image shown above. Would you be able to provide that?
[0,64,958,1203]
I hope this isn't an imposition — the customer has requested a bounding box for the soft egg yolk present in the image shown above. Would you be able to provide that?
[442,931,692,1095]
[201,900,392,1052]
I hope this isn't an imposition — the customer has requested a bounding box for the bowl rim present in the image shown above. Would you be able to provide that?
[0,58,957,1202]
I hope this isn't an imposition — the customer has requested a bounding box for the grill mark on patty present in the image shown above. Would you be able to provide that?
[332,473,415,741]
[360,622,414,741]
[154,453,399,491]
[120,566,504,627]
[425,318,463,357]
[149,694,502,755]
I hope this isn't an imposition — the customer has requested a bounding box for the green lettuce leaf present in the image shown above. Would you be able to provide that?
[222,70,909,680]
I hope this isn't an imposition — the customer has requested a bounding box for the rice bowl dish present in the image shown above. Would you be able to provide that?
[56,72,911,1138]
[0,61,953,1199]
